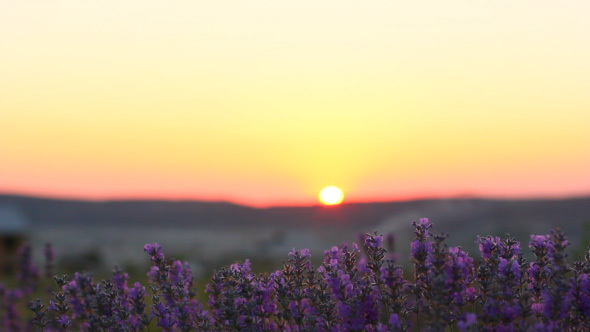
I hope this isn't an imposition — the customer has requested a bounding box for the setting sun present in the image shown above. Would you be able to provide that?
[0,1,589,207]
[319,186,344,206]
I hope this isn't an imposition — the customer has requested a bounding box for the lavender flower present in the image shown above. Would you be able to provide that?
[0,220,582,332]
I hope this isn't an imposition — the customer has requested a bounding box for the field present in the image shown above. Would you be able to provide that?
[2,218,590,331]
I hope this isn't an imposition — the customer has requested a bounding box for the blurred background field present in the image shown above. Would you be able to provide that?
[1,194,589,279]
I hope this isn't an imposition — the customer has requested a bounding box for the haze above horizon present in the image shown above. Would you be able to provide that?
[1,1,589,207]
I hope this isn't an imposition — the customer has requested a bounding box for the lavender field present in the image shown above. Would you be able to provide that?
[2,218,590,331]
[3,1,589,331]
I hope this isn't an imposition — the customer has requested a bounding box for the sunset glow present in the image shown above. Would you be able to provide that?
[1,1,589,207]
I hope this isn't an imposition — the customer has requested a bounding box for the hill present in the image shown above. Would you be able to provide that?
[0,194,588,272]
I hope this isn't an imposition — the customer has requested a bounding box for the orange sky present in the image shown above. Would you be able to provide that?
[1,1,589,207]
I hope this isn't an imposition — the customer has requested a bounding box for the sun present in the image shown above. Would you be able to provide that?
[318,186,344,205]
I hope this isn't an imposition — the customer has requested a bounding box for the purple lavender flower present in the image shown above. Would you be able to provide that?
[365,234,383,249]
[457,312,477,331]
[289,248,311,259]
[112,266,129,291]
[8,222,590,332]
[477,235,501,260]
[413,217,432,238]
[530,235,551,254]
[56,314,71,328]
[144,243,165,262]
[410,240,432,261]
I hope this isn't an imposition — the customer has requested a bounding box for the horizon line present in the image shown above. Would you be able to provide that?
[1,191,589,209]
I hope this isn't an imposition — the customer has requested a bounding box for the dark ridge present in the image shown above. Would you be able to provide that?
[0,194,588,233]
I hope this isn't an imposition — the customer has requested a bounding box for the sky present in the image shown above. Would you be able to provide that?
[1,0,589,207]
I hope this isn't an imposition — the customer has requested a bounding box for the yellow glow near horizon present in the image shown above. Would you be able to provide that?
[0,1,589,206]
[319,186,344,206]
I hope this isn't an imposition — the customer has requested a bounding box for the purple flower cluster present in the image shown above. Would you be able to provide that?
[0,219,588,331]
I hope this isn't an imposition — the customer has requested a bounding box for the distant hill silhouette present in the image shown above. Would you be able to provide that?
[1,194,589,271]
[0,194,588,233]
